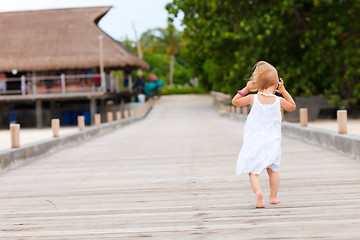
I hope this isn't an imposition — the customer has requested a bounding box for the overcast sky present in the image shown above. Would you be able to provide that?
[0,0,184,41]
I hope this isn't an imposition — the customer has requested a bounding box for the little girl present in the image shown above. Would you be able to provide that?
[232,61,296,208]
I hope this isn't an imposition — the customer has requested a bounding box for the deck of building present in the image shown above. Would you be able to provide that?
[0,94,359,239]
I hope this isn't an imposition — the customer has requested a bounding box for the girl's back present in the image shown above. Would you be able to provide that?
[236,93,282,176]
[245,94,281,133]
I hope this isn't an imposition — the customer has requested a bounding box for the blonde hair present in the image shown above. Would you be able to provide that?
[250,61,279,90]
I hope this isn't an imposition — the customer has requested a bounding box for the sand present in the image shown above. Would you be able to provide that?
[0,127,77,151]
[308,119,360,135]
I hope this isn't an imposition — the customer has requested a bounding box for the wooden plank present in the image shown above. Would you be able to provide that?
[0,95,360,239]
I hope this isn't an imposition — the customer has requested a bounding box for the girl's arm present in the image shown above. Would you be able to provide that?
[277,78,296,112]
[232,81,256,107]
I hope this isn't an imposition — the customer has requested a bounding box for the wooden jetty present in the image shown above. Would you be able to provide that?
[0,94,360,239]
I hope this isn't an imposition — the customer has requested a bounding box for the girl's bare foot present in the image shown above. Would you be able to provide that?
[270,198,280,204]
[255,192,265,208]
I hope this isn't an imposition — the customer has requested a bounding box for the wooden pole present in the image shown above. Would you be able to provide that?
[90,97,96,125]
[21,75,26,95]
[35,100,43,128]
[107,112,113,123]
[116,111,122,121]
[32,71,37,95]
[128,74,133,93]
[10,124,20,148]
[337,110,347,134]
[95,114,101,126]
[78,116,85,131]
[130,110,135,118]
[124,110,129,119]
[51,119,60,138]
[300,108,308,127]
[61,73,66,94]
[132,23,143,78]
[98,35,105,92]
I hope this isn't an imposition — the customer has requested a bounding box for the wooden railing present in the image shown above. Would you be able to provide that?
[0,73,121,96]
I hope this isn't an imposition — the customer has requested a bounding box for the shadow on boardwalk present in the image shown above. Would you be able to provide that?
[0,94,359,239]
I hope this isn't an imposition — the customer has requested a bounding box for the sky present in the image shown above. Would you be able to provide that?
[0,0,184,41]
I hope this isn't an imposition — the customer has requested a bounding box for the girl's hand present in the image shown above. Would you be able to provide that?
[276,78,286,94]
[246,80,257,92]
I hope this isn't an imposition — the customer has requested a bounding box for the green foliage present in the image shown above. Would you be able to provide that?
[117,37,137,53]
[161,85,207,95]
[142,52,191,85]
[121,24,192,87]
[173,62,191,85]
[167,0,360,107]
[143,53,169,83]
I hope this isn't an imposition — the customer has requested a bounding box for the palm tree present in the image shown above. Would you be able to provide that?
[141,23,182,85]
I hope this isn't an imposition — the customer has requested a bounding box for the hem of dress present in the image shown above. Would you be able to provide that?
[236,166,279,176]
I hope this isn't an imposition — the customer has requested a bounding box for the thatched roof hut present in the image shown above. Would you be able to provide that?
[0,6,149,72]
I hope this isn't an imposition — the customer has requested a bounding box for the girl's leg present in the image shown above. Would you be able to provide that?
[267,168,280,204]
[249,173,265,208]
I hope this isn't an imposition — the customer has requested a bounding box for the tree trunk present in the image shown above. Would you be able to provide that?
[169,54,175,85]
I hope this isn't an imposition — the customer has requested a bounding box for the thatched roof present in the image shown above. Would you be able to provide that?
[0,7,149,72]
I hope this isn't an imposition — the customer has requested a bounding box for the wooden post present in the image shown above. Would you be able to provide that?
[90,97,96,125]
[115,75,120,93]
[236,107,241,114]
[35,100,43,128]
[51,119,60,138]
[61,73,66,94]
[116,111,122,121]
[300,108,308,127]
[124,110,129,119]
[110,73,114,92]
[128,74,133,93]
[21,75,26,95]
[130,110,134,118]
[32,71,37,95]
[95,114,101,126]
[242,106,248,116]
[107,112,113,123]
[337,110,347,134]
[98,35,105,92]
[78,116,85,131]
[10,124,20,148]
[231,106,235,113]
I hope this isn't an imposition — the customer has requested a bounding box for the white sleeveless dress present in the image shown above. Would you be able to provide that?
[236,93,282,175]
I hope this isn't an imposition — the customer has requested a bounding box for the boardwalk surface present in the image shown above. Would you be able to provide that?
[1,94,360,239]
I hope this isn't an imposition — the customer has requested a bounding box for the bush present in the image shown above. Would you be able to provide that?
[161,85,207,95]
